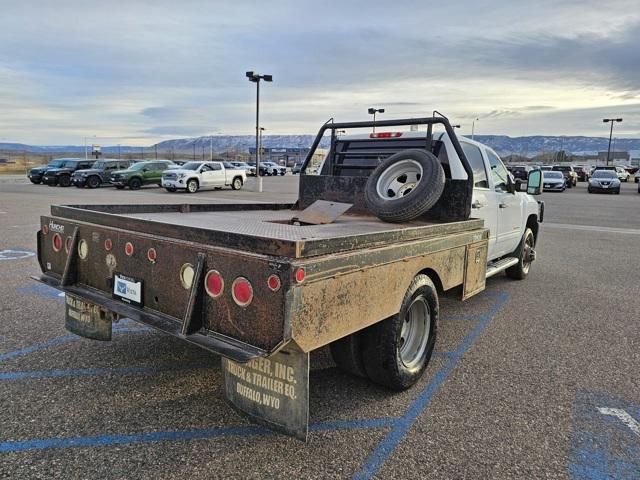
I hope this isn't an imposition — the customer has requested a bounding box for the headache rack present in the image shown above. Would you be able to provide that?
[297,113,475,222]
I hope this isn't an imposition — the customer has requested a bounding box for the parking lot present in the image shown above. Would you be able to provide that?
[0,176,638,479]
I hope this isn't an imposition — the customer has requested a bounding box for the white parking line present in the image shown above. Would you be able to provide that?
[598,407,640,437]
[544,223,640,236]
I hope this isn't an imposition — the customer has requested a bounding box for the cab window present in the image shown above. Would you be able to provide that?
[210,163,222,171]
[460,141,488,188]
[486,150,509,191]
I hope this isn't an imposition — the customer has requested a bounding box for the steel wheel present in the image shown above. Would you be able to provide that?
[399,295,430,369]
[376,159,423,200]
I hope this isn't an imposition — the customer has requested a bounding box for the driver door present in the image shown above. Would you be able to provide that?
[486,149,521,258]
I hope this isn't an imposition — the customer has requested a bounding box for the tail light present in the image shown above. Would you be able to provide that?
[147,248,157,263]
[180,263,195,289]
[52,233,62,252]
[104,238,113,251]
[232,277,253,307]
[205,270,224,298]
[369,132,402,138]
[124,242,134,256]
[267,274,281,292]
[64,236,72,254]
[294,267,305,283]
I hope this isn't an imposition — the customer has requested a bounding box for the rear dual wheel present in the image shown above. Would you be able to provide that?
[331,274,438,390]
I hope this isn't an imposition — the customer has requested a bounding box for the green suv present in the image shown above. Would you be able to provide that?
[109,160,176,190]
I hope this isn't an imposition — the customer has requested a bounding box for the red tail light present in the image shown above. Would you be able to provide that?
[369,132,402,138]
[104,238,112,251]
[205,270,224,298]
[52,233,62,252]
[147,248,157,263]
[64,236,72,253]
[294,268,305,283]
[232,277,253,307]
[267,274,281,292]
[124,242,134,256]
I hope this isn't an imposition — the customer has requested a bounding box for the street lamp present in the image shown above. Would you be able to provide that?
[246,71,273,192]
[603,118,622,165]
[368,107,385,133]
[259,127,266,162]
[471,118,479,140]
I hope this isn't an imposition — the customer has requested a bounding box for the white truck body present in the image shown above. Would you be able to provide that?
[162,161,247,192]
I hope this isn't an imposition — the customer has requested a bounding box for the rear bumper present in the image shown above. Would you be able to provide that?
[33,273,266,363]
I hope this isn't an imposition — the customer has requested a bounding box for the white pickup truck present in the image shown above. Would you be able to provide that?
[162,161,247,193]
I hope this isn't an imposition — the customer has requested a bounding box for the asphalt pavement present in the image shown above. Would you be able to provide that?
[0,177,638,479]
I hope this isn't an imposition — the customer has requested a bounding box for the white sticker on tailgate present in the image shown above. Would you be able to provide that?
[113,274,142,305]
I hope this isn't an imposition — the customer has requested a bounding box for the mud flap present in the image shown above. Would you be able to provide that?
[222,341,309,441]
[64,293,113,341]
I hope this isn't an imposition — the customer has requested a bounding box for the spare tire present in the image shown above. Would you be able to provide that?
[364,149,445,223]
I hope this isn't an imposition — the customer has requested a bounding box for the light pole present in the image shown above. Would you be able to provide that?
[368,107,385,133]
[471,118,479,140]
[117,144,121,159]
[259,127,265,163]
[210,135,213,161]
[603,118,622,165]
[83,135,95,161]
[246,71,273,192]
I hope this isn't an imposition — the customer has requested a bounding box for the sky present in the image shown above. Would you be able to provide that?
[1,0,640,145]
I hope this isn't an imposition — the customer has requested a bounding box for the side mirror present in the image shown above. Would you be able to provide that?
[527,170,543,195]
[142,168,148,172]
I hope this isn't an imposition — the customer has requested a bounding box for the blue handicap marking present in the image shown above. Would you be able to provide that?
[116,281,127,295]
[0,249,36,261]
[569,390,640,479]
[20,283,65,302]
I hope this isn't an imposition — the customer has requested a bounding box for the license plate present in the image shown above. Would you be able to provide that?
[603,185,609,188]
[544,184,550,188]
[65,293,112,341]
[113,273,143,306]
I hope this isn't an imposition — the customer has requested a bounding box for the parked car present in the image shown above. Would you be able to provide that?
[540,165,553,171]
[42,159,96,186]
[506,165,533,182]
[72,159,134,188]
[573,165,591,182]
[262,161,287,176]
[292,161,304,174]
[552,165,577,187]
[230,161,253,173]
[634,169,640,183]
[542,171,566,192]
[109,160,176,190]
[593,165,629,182]
[588,170,620,194]
[162,161,247,193]
[27,158,81,184]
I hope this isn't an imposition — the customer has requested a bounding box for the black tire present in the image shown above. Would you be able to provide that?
[87,176,101,189]
[231,177,243,190]
[566,180,572,189]
[58,175,71,187]
[506,227,536,280]
[615,189,620,195]
[364,149,445,223]
[128,177,142,190]
[329,333,367,378]
[165,187,177,192]
[115,185,125,190]
[588,187,592,193]
[360,274,438,390]
[186,179,199,193]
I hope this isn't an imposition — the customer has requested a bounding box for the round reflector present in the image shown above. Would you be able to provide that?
[147,248,157,263]
[295,268,305,283]
[104,238,112,251]
[78,239,89,259]
[205,270,224,298]
[42,224,49,235]
[124,242,134,256]
[64,236,72,253]
[267,274,281,292]
[180,263,195,289]
[232,277,253,307]
[52,233,62,252]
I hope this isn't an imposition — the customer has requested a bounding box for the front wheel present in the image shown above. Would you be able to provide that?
[231,177,243,190]
[59,175,71,187]
[360,274,438,390]
[87,176,101,189]
[128,177,142,190]
[506,227,536,280]
[186,179,199,193]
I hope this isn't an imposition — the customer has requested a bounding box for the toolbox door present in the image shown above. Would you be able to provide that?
[462,241,488,300]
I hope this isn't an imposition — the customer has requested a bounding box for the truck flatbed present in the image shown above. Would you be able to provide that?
[51,203,484,258]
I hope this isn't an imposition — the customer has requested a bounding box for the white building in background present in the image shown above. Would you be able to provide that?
[629,150,640,166]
